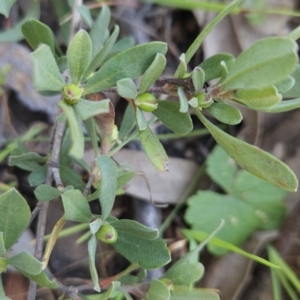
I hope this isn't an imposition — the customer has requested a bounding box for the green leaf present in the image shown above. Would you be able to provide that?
[135,107,147,131]
[96,156,117,220]
[275,76,295,94]
[206,145,237,193]
[117,78,137,99]
[34,184,62,202]
[259,98,300,113]
[170,286,220,300]
[31,44,65,92]
[9,152,46,172]
[90,6,111,58]
[195,110,298,192]
[177,87,189,113]
[0,233,6,256]
[0,0,17,17]
[119,104,136,140]
[57,56,68,73]
[29,165,47,186]
[205,102,242,125]
[77,5,93,28]
[83,25,120,79]
[185,191,260,255]
[83,42,168,95]
[282,65,300,98]
[59,101,84,159]
[164,262,204,287]
[112,231,170,269]
[222,37,298,90]
[20,270,58,289]
[146,279,170,300]
[176,54,187,78]
[67,30,92,84]
[153,100,193,135]
[62,190,92,223]
[89,219,103,235]
[140,53,166,94]
[111,219,158,240]
[88,235,100,292]
[21,19,55,54]
[0,188,31,250]
[192,67,205,92]
[74,98,110,120]
[230,86,282,109]
[60,128,72,167]
[200,53,235,82]
[6,251,42,275]
[139,126,168,172]
[83,118,99,156]
[117,166,135,189]
[60,165,83,188]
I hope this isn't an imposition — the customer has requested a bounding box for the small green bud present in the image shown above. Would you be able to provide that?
[63,84,83,104]
[0,258,7,273]
[96,224,118,244]
[135,93,158,112]
[196,93,213,109]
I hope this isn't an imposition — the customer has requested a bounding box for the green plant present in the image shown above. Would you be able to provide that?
[1,0,300,299]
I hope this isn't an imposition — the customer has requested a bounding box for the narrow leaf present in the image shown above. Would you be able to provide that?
[74,98,110,120]
[192,67,205,92]
[31,44,65,92]
[140,53,166,94]
[21,19,55,54]
[205,102,242,125]
[200,53,235,82]
[195,110,298,191]
[135,107,147,131]
[177,87,189,113]
[62,190,92,223]
[34,184,62,202]
[90,6,111,58]
[139,126,168,172]
[153,100,193,135]
[59,101,84,159]
[9,152,46,172]
[0,233,6,256]
[7,251,42,275]
[21,270,58,289]
[230,85,282,109]
[0,188,31,250]
[260,98,300,113]
[117,78,137,99]
[84,42,168,95]
[88,235,100,292]
[77,5,93,28]
[67,30,92,84]
[119,104,136,140]
[96,156,117,220]
[222,37,298,90]
[83,118,99,155]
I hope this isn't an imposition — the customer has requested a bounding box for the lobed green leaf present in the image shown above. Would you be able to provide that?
[67,30,92,84]
[153,100,193,135]
[196,110,298,191]
[62,190,92,223]
[83,42,168,95]
[222,37,298,90]
[31,44,65,92]
[0,188,31,250]
[96,156,117,220]
[139,126,168,172]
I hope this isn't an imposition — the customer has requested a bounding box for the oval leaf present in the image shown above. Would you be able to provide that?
[62,190,92,223]
[192,67,205,93]
[230,85,282,109]
[96,155,117,220]
[140,53,167,94]
[139,126,168,172]
[117,78,137,99]
[74,98,110,120]
[83,42,168,95]
[136,107,147,131]
[282,65,300,98]
[170,286,220,300]
[222,37,298,90]
[146,279,170,300]
[21,19,55,54]
[59,101,84,159]
[205,102,242,125]
[200,53,235,82]
[260,98,300,113]
[34,184,62,202]
[0,188,31,250]
[275,76,295,94]
[195,110,298,191]
[67,29,92,84]
[153,100,193,135]
[177,87,189,113]
[31,44,65,92]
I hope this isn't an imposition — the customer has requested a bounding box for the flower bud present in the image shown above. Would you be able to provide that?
[196,93,213,109]
[135,93,158,112]
[63,84,83,104]
[0,258,7,273]
[96,224,118,244]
